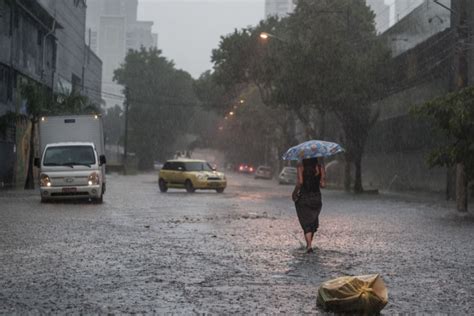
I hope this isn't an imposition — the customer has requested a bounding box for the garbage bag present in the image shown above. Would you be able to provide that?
[317,274,388,314]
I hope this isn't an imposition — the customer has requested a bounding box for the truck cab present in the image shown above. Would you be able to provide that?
[37,142,106,203]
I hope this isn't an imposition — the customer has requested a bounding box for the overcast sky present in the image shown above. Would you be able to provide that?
[138,0,265,79]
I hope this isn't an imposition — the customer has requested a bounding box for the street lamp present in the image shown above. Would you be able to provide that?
[259,32,286,42]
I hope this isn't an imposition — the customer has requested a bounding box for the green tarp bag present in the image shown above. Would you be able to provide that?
[317,274,388,314]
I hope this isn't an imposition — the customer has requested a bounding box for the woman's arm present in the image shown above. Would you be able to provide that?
[292,165,304,201]
[319,164,326,188]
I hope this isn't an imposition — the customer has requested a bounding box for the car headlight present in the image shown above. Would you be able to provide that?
[40,174,51,187]
[88,172,100,186]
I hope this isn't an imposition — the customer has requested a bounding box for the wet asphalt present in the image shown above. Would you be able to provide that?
[0,172,473,314]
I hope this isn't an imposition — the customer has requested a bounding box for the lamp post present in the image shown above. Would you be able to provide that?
[259,32,287,43]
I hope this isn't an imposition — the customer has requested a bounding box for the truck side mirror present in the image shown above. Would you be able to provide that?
[99,155,106,165]
[34,158,40,168]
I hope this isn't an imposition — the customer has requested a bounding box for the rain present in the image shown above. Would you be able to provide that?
[0,0,473,314]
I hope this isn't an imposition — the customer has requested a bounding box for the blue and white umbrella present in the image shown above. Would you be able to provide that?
[282,140,344,161]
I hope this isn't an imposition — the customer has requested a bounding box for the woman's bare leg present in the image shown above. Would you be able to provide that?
[304,232,313,251]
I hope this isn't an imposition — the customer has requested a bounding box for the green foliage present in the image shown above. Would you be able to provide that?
[412,86,474,180]
[215,87,284,166]
[55,89,99,115]
[103,105,124,146]
[15,80,99,120]
[193,70,235,115]
[114,47,198,169]
[210,0,390,192]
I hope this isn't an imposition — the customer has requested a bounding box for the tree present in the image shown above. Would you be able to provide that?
[210,0,390,193]
[412,86,474,212]
[215,86,283,167]
[274,0,390,193]
[193,70,236,115]
[103,105,124,147]
[114,47,198,169]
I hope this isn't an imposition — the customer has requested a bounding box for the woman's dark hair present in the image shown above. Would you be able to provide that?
[302,157,319,169]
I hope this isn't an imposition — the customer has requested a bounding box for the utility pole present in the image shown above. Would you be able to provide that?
[123,87,130,172]
[453,0,469,212]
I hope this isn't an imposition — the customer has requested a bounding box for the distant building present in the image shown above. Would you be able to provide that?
[383,0,450,56]
[265,0,297,18]
[366,0,391,33]
[0,0,102,188]
[394,0,424,22]
[86,0,158,109]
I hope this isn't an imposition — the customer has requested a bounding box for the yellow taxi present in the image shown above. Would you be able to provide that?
[158,159,227,193]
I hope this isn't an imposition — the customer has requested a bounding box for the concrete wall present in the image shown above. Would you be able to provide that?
[0,0,57,188]
[83,46,102,106]
[54,0,87,92]
[383,0,451,57]
[357,0,474,194]
[0,0,102,188]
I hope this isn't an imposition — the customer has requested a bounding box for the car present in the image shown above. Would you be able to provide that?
[278,166,297,184]
[237,163,255,174]
[158,159,227,193]
[254,166,273,180]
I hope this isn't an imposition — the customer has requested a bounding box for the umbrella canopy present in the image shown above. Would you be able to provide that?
[282,140,344,161]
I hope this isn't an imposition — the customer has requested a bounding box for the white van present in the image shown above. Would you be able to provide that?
[35,115,106,203]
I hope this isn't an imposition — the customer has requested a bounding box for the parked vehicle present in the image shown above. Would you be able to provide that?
[278,166,297,185]
[34,115,106,203]
[159,159,227,193]
[237,163,255,174]
[254,166,272,180]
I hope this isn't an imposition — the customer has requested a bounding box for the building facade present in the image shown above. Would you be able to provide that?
[0,0,102,188]
[394,0,424,22]
[86,0,158,109]
[383,0,450,57]
[361,0,473,194]
[264,0,296,18]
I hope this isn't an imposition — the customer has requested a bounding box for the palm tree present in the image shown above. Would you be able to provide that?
[20,82,52,189]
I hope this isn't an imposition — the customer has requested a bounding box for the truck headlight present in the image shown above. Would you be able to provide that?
[88,172,100,186]
[40,174,51,187]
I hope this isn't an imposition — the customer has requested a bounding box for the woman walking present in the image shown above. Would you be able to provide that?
[292,157,326,253]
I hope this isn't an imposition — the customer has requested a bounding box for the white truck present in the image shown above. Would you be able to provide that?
[35,115,107,203]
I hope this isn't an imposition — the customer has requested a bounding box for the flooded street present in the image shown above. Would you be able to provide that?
[1,173,473,314]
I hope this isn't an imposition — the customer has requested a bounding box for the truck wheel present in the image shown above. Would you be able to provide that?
[159,179,168,193]
[216,188,225,193]
[185,180,195,193]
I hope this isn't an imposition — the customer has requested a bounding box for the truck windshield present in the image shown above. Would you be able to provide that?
[43,146,96,167]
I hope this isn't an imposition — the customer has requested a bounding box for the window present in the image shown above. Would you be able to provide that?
[0,0,11,36]
[162,162,173,170]
[0,65,11,103]
[43,146,96,167]
[71,74,81,92]
[184,162,213,172]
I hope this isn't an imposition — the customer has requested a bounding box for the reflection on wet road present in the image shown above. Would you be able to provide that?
[0,173,473,314]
